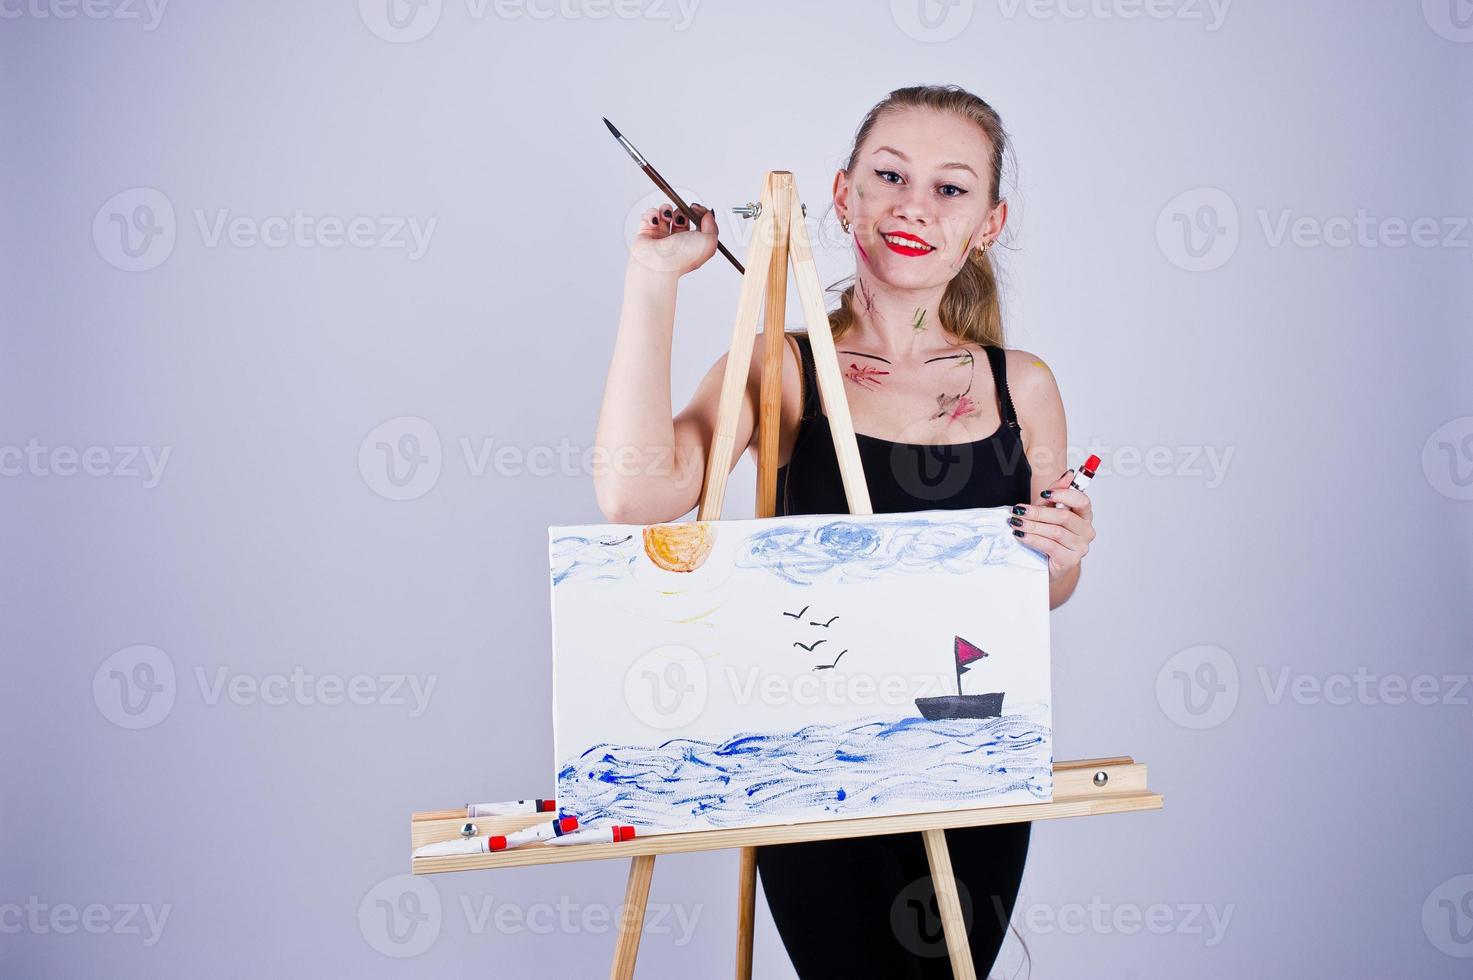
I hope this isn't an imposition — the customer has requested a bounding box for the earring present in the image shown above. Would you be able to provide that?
[840,215,850,233]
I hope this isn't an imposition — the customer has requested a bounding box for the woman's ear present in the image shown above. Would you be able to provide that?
[832,169,850,221]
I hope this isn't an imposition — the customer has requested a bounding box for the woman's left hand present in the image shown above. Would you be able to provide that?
[1009,469,1095,581]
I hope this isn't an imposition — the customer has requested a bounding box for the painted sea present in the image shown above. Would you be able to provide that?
[556,706,1053,833]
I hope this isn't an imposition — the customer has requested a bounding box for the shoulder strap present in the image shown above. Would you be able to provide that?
[792,332,819,420]
[982,345,1021,432]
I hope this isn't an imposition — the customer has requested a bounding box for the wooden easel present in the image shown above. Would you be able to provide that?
[410,172,1163,978]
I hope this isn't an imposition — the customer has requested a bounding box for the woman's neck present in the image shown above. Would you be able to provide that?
[841,272,959,359]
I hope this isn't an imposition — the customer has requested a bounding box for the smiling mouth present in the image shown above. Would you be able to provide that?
[880,232,935,257]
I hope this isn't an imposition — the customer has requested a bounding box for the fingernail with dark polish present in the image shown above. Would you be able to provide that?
[1040,490,1052,499]
[1012,529,1025,538]
[1011,504,1026,515]
[1008,516,1023,527]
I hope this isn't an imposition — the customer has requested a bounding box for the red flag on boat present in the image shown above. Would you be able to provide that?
[955,636,989,675]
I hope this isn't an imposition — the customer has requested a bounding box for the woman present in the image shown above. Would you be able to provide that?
[594,84,1095,978]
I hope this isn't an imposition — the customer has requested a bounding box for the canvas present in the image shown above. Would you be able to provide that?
[548,506,1053,836]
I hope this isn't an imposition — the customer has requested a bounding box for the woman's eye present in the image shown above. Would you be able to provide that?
[875,170,967,198]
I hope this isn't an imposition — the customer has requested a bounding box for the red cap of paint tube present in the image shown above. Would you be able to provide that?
[1080,454,1100,478]
[557,816,579,834]
[488,836,508,851]
[537,799,556,812]
[616,826,637,842]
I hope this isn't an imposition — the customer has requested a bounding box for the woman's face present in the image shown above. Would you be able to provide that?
[835,107,1005,291]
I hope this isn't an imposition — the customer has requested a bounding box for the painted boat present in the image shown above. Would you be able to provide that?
[915,635,1005,720]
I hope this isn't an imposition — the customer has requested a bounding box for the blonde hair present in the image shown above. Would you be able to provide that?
[826,84,1014,348]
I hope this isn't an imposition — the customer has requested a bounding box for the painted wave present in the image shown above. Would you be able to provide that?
[557,711,1052,832]
[550,532,639,586]
[734,515,1017,586]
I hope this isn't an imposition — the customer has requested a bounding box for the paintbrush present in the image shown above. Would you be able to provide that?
[602,116,745,275]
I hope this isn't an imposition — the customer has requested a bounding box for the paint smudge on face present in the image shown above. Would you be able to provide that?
[912,308,926,333]
[934,393,979,424]
[855,237,872,267]
[844,362,889,390]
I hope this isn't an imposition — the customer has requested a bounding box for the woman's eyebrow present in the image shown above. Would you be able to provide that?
[872,145,978,177]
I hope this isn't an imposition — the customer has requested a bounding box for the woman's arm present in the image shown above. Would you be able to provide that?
[593,253,770,526]
[1004,350,1093,610]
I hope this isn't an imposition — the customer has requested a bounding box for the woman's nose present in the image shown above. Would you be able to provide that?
[891,190,933,224]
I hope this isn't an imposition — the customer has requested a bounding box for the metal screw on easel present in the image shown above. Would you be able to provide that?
[1093,770,1109,787]
[733,202,806,219]
[460,822,479,838]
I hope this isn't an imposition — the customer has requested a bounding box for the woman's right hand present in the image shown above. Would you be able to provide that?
[630,202,719,277]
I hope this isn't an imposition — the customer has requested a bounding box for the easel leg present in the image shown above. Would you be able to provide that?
[734,846,757,980]
[921,829,978,980]
[610,854,656,980]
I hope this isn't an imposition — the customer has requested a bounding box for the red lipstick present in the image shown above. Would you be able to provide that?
[881,230,934,257]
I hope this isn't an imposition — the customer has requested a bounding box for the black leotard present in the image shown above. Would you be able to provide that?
[757,332,1034,978]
